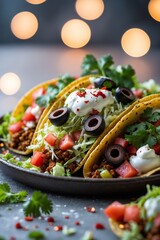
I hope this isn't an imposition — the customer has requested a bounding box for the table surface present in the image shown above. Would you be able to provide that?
[0,44,160,240]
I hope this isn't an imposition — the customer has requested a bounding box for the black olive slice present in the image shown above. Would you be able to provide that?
[115,87,135,105]
[105,144,125,166]
[48,107,70,126]
[84,114,105,136]
[94,77,117,90]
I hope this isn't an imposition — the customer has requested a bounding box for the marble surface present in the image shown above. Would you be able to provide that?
[0,44,160,239]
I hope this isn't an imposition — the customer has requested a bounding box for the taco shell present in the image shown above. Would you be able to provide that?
[8,76,91,155]
[83,96,160,177]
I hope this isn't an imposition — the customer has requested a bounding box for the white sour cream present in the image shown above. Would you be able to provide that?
[64,89,114,116]
[31,105,41,120]
[129,144,160,173]
[144,196,160,218]
[24,121,35,128]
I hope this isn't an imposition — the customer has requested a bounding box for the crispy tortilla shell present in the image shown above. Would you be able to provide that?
[83,97,160,177]
[8,76,92,155]
[108,219,124,237]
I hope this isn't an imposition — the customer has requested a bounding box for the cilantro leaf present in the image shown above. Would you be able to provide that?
[23,191,53,217]
[0,183,27,204]
[36,74,75,108]
[81,54,99,76]
[97,55,114,75]
[125,122,158,148]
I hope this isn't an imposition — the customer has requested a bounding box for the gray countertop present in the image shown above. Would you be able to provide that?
[0,44,160,240]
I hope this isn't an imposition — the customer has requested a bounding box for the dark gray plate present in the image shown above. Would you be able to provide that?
[0,117,160,197]
[0,145,160,196]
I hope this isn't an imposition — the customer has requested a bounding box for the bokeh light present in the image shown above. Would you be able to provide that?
[75,0,104,20]
[148,0,160,22]
[26,0,46,4]
[0,73,21,95]
[61,19,91,48]
[11,11,38,40]
[121,28,151,57]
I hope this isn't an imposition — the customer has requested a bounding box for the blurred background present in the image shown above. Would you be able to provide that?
[0,0,160,113]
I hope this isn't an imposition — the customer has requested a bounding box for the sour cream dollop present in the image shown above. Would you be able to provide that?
[129,144,160,173]
[64,89,114,116]
[144,196,160,218]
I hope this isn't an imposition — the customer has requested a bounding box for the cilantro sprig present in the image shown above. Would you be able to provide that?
[81,54,138,89]
[125,121,160,148]
[0,183,27,204]
[23,191,53,217]
[36,74,75,108]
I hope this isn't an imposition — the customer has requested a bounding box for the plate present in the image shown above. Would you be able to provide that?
[0,118,160,196]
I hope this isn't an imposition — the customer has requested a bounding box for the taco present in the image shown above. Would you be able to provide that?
[4,74,87,155]
[83,97,160,179]
[104,185,160,239]
[27,75,160,176]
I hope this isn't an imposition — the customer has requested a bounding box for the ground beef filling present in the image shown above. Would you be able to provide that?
[9,127,35,152]
[40,149,78,174]
[87,159,118,178]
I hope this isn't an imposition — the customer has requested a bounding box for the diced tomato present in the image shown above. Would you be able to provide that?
[32,87,45,101]
[44,133,57,147]
[132,89,143,99]
[86,84,94,89]
[127,145,137,155]
[30,151,45,167]
[22,107,36,122]
[8,121,23,133]
[153,143,160,155]
[115,160,138,178]
[72,130,81,142]
[59,134,74,151]
[114,137,129,149]
[154,120,160,127]
[123,205,141,223]
[104,201,126,222]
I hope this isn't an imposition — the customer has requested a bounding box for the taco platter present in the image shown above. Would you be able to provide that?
[104,185,160,239]
[83,97,160,179]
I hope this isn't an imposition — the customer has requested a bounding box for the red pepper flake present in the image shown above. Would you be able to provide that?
[91,91,106,99]
[77,90,86,97]
[47,216,54,223]
[64,215,70,219]
[84,100,89,104]
[86,207,96,213]
[24,216,33,221]
[77,108,80,112]
[95,223,105,230]
[74,221,80,226]
[15,222,23,229]
[54,225,63,231]
[90,109,99,115]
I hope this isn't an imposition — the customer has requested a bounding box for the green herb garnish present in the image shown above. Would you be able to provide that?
[23,191,53,217]
[81,54,138,89]
[0,113,11,140]
[0,183,27,204]
[28,231,45,239]
[36,74,75,108]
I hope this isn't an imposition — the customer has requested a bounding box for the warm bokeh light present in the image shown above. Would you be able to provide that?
[75,0,104,20]
[11,11,38,40]
[0,73,21,95]
[121,28,151,57]
[61,19,91,48]
[148,0,160,22]
[26,0,46,4]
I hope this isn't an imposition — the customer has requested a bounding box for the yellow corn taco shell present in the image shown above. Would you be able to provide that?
[8,76,92,155]
[83,97,160,177]
[108,219,123,237]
